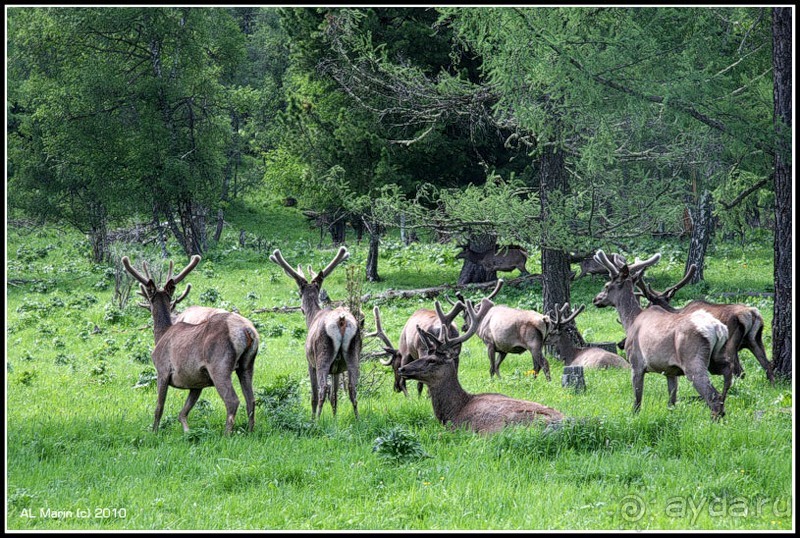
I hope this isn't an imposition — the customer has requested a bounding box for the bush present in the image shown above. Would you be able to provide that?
[372,425,430,462]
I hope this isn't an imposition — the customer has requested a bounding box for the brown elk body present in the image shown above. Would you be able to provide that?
[377,301,465,397]
[123,256,260,435]
[547,304,630,369]
[270,247,361,419]
[387,299,564,434]
[592,251,732,419]
[456,244,529,275]
[636,265,775,384]
[472,304,555,380]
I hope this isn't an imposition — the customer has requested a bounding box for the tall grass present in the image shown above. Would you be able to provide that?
[5,204,792,531]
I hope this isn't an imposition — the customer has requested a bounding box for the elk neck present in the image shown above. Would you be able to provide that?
[426,364,472,425]
[615,284,644,331]
[151,297,175,344]
[300,285,323,326]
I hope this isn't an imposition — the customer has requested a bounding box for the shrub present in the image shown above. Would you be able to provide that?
[372,425,430,462]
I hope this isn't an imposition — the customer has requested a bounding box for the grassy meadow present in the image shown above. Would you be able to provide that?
[5,199,793,531]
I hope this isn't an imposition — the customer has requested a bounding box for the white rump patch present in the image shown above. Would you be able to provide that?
[324,312,357,357]
[690,309,728,346]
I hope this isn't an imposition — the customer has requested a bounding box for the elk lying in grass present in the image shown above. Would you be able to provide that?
[368,299,466,397]
[570,252,627,280]
[636,264,775,384]
[123,255,260,434]
[547,303,630,369]
[456,244,529,275]
[592,250,732,419]
[459,294,555,380]
[270,246,361,419]
[387,299,564,434]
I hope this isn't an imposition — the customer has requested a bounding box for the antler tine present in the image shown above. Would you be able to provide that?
[486,278,504,301]
[594,250,619,278]
[663,264,696,301]
[628,253,661,277]
[170,283,192,311]
[367,306,397,366]
[165,260,174,284]
[122,256,152,286]
[171,255,201,285]
[318,246,350,280]
[435,298,466,326]
[269,249,307,284]
[558,303,585,326]
[445,298,493,348]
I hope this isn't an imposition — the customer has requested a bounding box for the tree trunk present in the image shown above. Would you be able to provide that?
[457,234,496,285]
[685,190,714,283]
[329,215,347,246]
[771,7,792,380]
[366,230,381,282]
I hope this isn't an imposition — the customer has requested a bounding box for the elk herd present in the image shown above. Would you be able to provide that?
[121,245,773,436]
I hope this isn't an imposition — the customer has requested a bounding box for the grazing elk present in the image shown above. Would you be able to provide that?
[460,298,555,381]
[570,252,627,280]
[387,299,564,434]
[636,264,775,384]
[456,244,529,275]
[592,250,732,419]
[269,246,361,419]
[123,255,260,434]
[547,303,630,369]
[369,299,466,397]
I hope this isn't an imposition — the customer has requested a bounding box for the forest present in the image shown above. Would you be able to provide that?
[7,6,791,377]
[5,6,794,531]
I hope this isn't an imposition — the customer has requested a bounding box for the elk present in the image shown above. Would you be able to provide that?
[459,298,555,380]
[546,303,630,369]
[386,299,564,434]
[570,252,627,280]
[269,246,361,419]
[122,255,260,434]
[455,244,529,275]
[636,264,775,384]
[368,299,466,397]
[592,250,732,419]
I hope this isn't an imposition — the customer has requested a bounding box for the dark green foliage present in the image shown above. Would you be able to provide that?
[373,425,430,462]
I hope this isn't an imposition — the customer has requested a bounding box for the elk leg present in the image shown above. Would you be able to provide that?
[315,369,330,420]
[331,373,340,416]
[666,376,678,407]
[487,345,497,377]
[308,366,319,418]
[236,366,256,432]
[178,388,202,432]
[153,377,170,432]
[631,367,645,414]
[347,368,359,419]
[745,329,775,384]
[211,376,240,435]
[684,366,724,420]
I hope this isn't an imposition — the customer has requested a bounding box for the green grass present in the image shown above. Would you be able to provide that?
[5,204,792,531]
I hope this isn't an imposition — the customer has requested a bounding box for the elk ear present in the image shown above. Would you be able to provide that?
[619,264,630,279]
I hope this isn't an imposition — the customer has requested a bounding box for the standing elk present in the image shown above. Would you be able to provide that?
[592,250,732,419]
[384,298,564,434]
[636,264,775,384]
[122,255,260,434]
[458,295,555,380]
[456,244,529,275]
[269,246,361,419]
[368,299,466,397]
[547,303,630,369]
